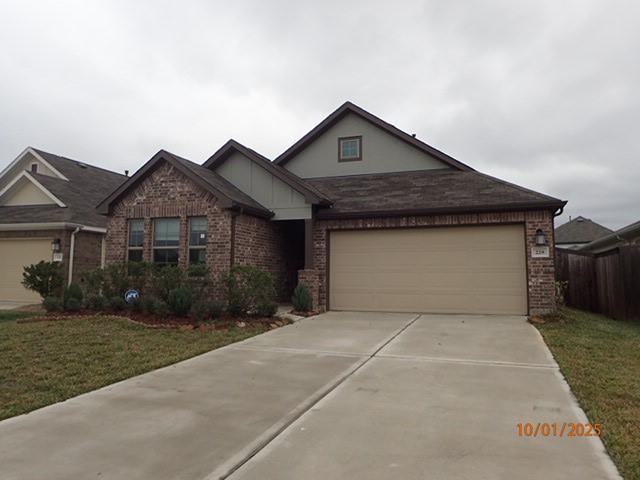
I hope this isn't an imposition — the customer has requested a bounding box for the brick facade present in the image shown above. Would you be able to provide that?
[309,210,556,315]
[104,160,294,300]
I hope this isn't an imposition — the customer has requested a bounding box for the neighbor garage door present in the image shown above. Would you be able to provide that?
[329,225,527,315]
[0,238,52,304]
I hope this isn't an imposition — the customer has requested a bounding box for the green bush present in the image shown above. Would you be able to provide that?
[63,283,84,309]
[292,284,313,312]
[141,296,157,314]
[152,265,186,302]
[65,297,82,312]
[208,301,224,319]
[154,300,169,319]
[102,264,130,299]
[167,286,193,317]
[85,294,109,311]
[43,296,63,312]
[256,302,278,317]
[109,296,126,311]
[82,268,105,297]
[22,261,64,299]
[222,266,276,316]
[190,302,210,323]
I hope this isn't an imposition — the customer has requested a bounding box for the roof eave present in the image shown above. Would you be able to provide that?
[315,201,566,220]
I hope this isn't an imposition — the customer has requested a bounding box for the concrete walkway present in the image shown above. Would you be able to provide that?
[0,312,619,480]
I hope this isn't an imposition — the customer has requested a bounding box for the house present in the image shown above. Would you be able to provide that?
[97,102,566,315]
[0,148,126,305]
[578,219,640,254]
[555,216,612,249]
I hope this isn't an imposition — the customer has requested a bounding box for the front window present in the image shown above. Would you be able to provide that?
[188,217,207,264]
[127,219,144,262]
[153,218,180,265]
[339,136,362,161]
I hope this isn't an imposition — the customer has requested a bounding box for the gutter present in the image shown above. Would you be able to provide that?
[68,226,81,286]
[0,222,106,233]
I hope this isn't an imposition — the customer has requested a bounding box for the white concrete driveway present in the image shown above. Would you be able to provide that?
[0,312,619,480]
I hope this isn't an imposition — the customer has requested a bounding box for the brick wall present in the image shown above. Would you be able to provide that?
[73,231,104,286]
[104,160,295,300]
[233,214,293,300]
[311,210,556,315]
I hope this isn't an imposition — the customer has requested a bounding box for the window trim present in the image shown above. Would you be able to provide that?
[188,216,207,265]
[127,218,144,262]
[338,135,362,162]
[152,217,180,265]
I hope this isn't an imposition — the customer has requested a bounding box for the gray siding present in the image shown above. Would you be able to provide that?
[215,151,311,220]
[283,112,450,178]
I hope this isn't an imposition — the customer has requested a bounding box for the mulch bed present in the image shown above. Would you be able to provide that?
[290,310,319,317]
[16,310,291,331]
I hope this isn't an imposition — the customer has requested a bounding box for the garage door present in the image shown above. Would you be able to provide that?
[0,238,52,304]
[329,225,527,315]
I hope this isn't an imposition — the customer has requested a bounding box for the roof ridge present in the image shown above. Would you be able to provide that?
[32,147,126,178]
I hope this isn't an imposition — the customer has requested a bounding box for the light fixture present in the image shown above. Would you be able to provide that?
[51,238,61,252]
[535,229,547,246]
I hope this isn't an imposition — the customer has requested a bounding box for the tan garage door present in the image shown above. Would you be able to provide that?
[0,238,52,304]
[329,225,527,315]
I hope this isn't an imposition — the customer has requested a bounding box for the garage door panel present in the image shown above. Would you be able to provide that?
[329,225,527,315]
[0,238,52,303]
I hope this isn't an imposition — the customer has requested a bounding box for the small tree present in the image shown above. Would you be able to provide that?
[22,261,63,299]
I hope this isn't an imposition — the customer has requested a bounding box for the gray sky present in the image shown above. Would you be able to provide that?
[1,0,638,229]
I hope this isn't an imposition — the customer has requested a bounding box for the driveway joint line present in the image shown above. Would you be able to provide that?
[211,314,421,480]
[375,353,559,370]
[227,345,367,359]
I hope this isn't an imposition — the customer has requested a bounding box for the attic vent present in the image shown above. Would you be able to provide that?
[577,218,584,222]
[76,162,87,169]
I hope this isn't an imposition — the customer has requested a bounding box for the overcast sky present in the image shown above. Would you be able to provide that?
[1,0,638,229]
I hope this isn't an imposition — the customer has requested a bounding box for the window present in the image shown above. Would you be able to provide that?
[338,136,362,162]
[153,218,180,265]
[127,219,144,262]
[30,163,38,173]
[188,217,207,264]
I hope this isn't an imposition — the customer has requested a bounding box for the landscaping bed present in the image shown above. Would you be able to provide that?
[535,308,640,480]
[0,312,271,421]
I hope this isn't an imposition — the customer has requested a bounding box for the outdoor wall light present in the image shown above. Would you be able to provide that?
[535,229,547,246]
[51,238,61,252]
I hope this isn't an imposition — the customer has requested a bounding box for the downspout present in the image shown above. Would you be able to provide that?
[68,226,82,286]
[100,235,106,269]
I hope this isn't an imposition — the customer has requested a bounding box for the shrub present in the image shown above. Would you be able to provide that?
[167,286,193,317]
[65,297,82,312]
[555,281,568,309]
[208,301,224,319]
[151,265,185,302]
[190,301,210,323]
[256,302,278,318]
[222,266,276,316]
[43,296,63,312]
[109,296,126,311]
[85,294,109,311]
[292,284,313,312]
[102,264,130,299]
[63,283,84,309]
[154,300,169,319]
[141,296,157,314]
[22,261,64,299]
[82,268,105,297]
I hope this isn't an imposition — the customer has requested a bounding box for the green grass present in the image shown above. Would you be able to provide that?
[536,308,640,480]
[0,315,267,420]
[0,310,40,323]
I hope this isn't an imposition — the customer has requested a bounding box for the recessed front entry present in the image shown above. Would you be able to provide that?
[329,225,527,315]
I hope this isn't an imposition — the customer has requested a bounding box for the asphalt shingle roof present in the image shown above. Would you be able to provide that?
[555,216,613,244]
[308,169,565,218]
[0,149,126,228]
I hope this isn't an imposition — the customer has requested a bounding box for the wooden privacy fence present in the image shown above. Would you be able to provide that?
[556,245,640,321]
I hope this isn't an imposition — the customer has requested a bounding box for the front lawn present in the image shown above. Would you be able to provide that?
[536,308,640,480]
[0,314,268,421]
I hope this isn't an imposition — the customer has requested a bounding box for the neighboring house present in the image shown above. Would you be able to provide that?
[0,147,126,305]
[98,102,566,315]
[555,216,613,249]
[579,219,640,254]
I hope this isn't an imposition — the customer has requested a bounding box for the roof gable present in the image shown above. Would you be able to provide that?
[0,171,65,207]
[274,102,474,174]
[204,139,330,204]
[97,150,272,218]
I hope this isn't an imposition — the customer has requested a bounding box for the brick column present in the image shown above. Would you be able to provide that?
[297,269,321,312]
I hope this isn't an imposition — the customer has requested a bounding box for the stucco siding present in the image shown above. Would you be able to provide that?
[284,112,451,178]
